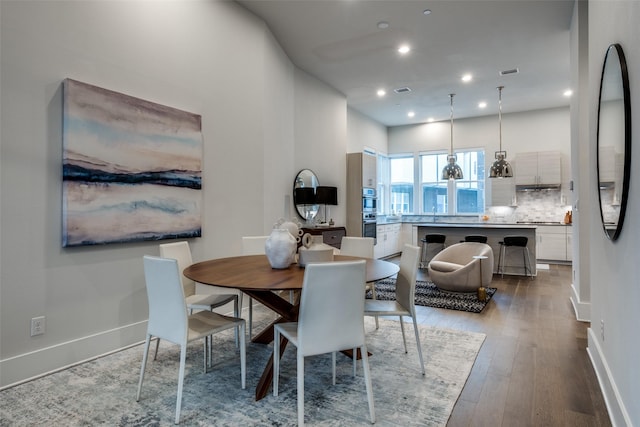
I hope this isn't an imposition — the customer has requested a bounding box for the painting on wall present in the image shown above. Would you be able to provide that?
[62,79,203,247]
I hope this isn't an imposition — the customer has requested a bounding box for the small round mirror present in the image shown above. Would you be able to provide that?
[596,43,631,241]
[293,169,319,221]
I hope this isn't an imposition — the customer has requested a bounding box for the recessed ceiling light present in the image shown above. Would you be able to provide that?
[423,9,432,15]
[461,74,472,83]
[377,21,390,29]
[377,89,386,97]
[478,102,487,108]
[408,111,415,118]
[564,89,573,97]
[398,45,410,54]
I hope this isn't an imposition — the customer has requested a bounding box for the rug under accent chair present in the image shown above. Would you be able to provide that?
[370,279,497,313]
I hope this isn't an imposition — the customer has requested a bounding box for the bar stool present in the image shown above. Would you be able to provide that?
[420,233,446,268]
[497,235,533,279]
[462,235,488,243]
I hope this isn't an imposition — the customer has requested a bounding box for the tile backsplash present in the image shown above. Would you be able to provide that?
[488,190,571,223]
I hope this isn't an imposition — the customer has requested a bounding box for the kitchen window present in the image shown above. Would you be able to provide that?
[420,150,485,214]
[390,155,414,214]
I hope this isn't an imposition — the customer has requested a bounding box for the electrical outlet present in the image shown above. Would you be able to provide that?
[31,316,45,336]
[600,319,605,341]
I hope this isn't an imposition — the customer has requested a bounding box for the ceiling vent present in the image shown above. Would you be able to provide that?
[393,87,411,94]
[499,68,519,76]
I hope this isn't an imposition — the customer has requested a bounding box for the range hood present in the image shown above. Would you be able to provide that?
[516,183,561,191]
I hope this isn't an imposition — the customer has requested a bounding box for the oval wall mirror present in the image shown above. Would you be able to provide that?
[293,169,319,221]
[596,43,631,241]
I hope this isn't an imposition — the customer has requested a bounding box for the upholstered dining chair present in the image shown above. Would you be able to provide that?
[241,235,270,338]
[273,260,375,426]
[137,256,246,425]
[159,241,240,352]
[364,244,425,375]
[340,236,379,327]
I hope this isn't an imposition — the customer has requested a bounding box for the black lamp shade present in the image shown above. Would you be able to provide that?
[294,187,316,205]
[315,186,338,205]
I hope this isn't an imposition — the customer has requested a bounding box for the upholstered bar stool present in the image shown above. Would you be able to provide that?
[420,233,446,268]
[462,234,488,243]
[497,235,533,279]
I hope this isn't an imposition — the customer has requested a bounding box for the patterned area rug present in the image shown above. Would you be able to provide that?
[370,279,497,313]
[0,315,485,426]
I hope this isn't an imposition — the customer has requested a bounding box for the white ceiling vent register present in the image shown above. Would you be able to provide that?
[393,87,412,94]
[499,68,520,76]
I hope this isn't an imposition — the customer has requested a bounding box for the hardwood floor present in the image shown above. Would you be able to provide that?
[404,261,611,427]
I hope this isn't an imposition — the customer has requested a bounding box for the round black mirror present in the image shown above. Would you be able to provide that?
[293,169,319,221]
[596,43,631,241]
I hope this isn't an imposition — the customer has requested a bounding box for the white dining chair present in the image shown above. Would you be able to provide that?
[364,244,425,375]
[159,241,240,352]
[241,235,269,338]
[137,256,246,425]
[340,236,379,327]
[273,260,375,426]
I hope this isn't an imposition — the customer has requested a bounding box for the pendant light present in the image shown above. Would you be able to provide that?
[489,86,514,178]
[441,93,463,180]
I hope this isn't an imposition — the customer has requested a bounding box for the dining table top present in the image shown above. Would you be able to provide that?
[183,254,399,291]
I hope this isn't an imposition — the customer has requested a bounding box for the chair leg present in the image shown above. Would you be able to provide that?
[399,316,408,353]
[372,285,379,329]
[500,244,506,278]
[203,336,208,373]
[273,329,280,396]
[297,352,305,426]
[332,352,337,385]
[239,321,246,389]
[233,295,239,348]
[136,335,152,401]
[175,344,187,425]
[412,316,425,375]
[352,347,357,377]
[360,344,376,424]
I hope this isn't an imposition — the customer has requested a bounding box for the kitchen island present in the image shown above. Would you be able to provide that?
[413,223,537,276]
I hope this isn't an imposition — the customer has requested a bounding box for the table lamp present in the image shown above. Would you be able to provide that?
[315,186,337,224]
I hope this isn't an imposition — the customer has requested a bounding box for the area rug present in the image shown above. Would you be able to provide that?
[0,315,485,426]
[370,279,497,313]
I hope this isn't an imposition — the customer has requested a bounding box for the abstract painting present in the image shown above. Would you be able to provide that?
[62,79,202,247]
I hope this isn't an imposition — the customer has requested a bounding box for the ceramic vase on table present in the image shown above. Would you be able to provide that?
[265,219,302,269]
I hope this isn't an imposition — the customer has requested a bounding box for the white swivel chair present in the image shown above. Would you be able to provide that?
[273,260,375,426]
[340,236,379,327]
[241,235,270,339]
[159,241,240,352]
[364,244,425,375]
[137,256,246,425]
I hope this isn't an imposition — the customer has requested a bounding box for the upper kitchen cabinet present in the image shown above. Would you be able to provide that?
[514,151,561,190]
[361,152,377,188]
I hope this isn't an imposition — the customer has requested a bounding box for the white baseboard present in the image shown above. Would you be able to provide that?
[587,328,632,427]
[0,321,148,390]
[570,283,591,322]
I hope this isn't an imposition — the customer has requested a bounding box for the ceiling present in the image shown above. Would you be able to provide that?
[236,0,576,127]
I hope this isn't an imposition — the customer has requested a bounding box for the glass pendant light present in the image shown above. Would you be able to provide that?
[489,86,514,178]
[441,93,463,180]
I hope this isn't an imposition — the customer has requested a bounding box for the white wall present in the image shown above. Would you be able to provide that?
[347,107,388,154]
[585,1,640,425]
[0,0,348,387]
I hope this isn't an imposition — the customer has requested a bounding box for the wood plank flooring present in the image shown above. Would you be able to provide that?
[404,261,611,427]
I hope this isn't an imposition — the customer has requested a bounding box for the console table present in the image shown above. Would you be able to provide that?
[301,226,346,249]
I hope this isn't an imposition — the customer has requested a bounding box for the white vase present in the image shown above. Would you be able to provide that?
[265,228,297,269]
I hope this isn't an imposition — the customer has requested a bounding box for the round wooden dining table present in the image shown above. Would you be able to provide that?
[183,254,399,401]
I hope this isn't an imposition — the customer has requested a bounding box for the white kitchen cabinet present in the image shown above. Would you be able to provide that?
[566,227,573,261]
[536,225,571,262]
[515,151,562,188]
[490,177,516,206]
[374,223,401,258]
[362,152,377,188]
[347,152,378,239]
